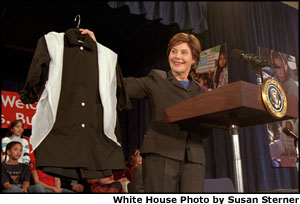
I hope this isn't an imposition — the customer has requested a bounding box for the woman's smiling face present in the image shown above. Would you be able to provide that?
[168,42,195,78]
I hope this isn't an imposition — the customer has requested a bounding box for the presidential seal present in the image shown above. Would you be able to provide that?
[261,78,287,119]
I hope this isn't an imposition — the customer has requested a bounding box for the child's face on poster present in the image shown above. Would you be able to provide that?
[219,53,226,68]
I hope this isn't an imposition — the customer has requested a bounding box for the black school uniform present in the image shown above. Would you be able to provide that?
[19,28,131,179]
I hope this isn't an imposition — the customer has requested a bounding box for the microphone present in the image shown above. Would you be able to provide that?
[231,49,281,68]
[283,127,299,140]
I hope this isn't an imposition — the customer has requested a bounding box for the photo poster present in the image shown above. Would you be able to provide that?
[195,43,228,91]
[259,46,299,168]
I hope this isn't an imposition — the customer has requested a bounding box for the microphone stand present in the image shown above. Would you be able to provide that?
[254,68,264,86]
[251,62,264,86]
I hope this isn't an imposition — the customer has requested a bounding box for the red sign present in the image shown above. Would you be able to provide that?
[1,91,37,129]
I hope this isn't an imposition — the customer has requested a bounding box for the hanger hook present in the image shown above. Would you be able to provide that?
[74,14,81,29]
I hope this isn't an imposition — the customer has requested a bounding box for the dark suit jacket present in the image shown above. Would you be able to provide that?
[124,69,212,165]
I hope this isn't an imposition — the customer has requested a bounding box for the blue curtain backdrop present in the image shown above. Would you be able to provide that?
[117,1,299,192]
[203,2,298,192]
[108,1,208,33]
[1,2,298,192]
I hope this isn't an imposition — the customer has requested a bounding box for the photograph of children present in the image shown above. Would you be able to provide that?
[194,44,228,91]
[259,47,298,168]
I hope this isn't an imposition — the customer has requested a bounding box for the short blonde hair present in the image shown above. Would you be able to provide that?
[167,33,201,65]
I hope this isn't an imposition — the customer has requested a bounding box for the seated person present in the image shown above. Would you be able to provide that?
[127,149,144,193]
[30,151,74,193]
[112,169,131,192]
[60,178,85,193]
[87,176,123,193]
[1,141,45,193]
[2,120,30,164]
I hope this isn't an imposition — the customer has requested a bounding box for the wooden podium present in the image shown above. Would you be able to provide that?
[164,81,298,192]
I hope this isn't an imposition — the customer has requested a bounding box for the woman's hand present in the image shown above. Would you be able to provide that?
[79,28,97,42]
